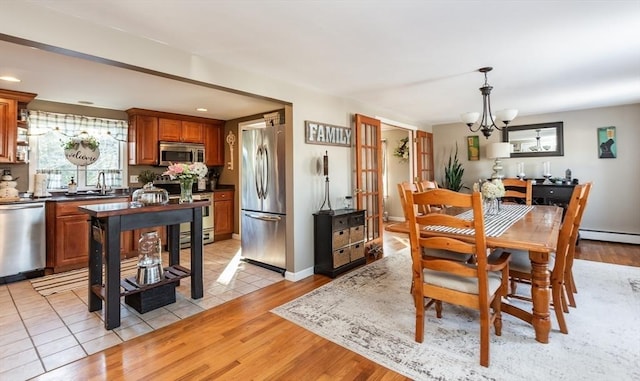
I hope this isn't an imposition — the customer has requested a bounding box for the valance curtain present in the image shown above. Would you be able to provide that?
[27,110,128,142]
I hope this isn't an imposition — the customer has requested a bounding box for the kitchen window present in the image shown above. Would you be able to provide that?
[27,110,128,190]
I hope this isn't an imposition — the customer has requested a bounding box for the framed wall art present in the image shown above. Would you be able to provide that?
[466,135,479,161]
[597,126,616,159]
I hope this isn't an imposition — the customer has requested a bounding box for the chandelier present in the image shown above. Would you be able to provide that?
[461,67,518,139]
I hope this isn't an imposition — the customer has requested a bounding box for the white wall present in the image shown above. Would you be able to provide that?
[433,104,640,240]
[0,3,425,279]
[382,129,411,221]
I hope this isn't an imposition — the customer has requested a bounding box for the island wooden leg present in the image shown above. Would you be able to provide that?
[88,219,103,312]
[529,250,551,343]
[167,224,180,266]
[190,207,203,299]
[104,217,122,330]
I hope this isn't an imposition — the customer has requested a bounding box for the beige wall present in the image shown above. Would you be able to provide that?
[433,103,640,239]
[382,129,411,221]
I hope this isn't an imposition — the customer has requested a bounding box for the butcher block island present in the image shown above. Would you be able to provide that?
[78,200,208,330]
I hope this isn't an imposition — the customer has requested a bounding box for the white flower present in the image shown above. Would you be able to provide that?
[481,179,505,199]
[190,162,208,178]
[163,162,208,181]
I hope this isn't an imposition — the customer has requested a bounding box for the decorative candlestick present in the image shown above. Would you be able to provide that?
[319,151,333,214]
[542,161,552,184]
[517,162,525,180]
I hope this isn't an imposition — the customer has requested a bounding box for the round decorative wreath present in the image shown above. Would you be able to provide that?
[62,136,100,166]
[394,137,410,162]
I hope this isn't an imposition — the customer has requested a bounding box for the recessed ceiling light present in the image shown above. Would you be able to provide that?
[0,76,21,82]
[78,101,94,105]
[196,108,208,112]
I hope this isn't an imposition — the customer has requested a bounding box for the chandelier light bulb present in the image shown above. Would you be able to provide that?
[461,67,517,138]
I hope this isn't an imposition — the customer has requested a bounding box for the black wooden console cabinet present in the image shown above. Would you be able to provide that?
[314,209,366,278]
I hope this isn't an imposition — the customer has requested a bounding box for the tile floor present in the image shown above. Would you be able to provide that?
[0,238,284,380]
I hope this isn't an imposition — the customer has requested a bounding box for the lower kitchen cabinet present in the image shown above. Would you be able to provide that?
[214,189,234,240]
[46,197,129,273]
[313,209,366,278]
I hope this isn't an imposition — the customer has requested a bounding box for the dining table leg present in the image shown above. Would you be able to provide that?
[529,250,551,343]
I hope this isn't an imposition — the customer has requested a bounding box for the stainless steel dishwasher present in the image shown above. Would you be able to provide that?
[0,201,46,279]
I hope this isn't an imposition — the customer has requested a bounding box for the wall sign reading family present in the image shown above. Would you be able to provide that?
[305,121,352,147]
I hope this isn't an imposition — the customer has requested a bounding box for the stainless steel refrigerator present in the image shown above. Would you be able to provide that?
[241,124,286,273]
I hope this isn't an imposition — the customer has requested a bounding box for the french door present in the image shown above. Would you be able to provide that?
[415,130,435,182]
[354,114,384,251]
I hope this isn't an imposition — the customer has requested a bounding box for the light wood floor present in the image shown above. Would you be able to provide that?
[33,232,639,380]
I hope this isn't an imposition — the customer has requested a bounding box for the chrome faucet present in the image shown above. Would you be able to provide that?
[97,171,107,195]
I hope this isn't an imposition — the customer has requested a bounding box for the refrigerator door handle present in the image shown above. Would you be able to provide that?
[255,146,263,199]
[245,213,282,222]
[262,144,269,199]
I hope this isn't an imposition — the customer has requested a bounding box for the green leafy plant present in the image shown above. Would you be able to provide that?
[62,136,99,151]
[442,143,465,191]
[138,170,158,185]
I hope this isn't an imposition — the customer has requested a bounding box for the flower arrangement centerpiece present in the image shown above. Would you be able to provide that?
[163,162,208,203]
[62,135,100,166]
[480,179,505,200]
[479,179,505,216]
[394,137,410,162]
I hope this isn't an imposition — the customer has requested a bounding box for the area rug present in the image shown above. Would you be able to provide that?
[30,258,138,296]
[272,250,640,380]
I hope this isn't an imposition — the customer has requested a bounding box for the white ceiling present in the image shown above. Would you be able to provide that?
[2,1,640,125]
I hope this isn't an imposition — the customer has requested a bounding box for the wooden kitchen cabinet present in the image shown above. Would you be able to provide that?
[127,113,159,165]
[46,197,130,273]
[205,122,225,166]
[214,189,234,240]
[127,109,224,166]
[0,89,36,163]
[159,118,204,143]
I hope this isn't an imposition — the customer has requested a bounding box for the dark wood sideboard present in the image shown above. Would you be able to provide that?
[532,182,576,209]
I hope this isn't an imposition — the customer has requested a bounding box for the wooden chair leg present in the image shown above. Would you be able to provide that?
[414,292,424,343]
[552,286,568,334]
[510,278,518,295]
[479,308,490,367]
[435,300,442,318]
[492,297,503,336]
[565,282,577,308]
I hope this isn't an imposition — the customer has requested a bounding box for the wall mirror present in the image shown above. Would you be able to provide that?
[502,121,564,157]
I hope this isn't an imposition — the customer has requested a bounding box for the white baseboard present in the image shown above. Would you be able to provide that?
[580,229,640,245]
[386,216,405,222]
[285,266,315,282]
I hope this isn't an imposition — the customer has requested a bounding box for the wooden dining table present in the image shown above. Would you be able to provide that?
[386,204,564,344]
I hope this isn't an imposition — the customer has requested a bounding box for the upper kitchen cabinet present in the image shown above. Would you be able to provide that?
[159,118,204,143]
[127,108,224,166]
[0,89,36,163]
[127,111,159,165]
[204,121,225,166]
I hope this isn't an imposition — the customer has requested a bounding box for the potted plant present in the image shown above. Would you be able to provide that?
[442,143,465,191]
[138,170,157,185]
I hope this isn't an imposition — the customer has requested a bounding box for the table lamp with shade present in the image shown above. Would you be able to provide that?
[486,142,511,179]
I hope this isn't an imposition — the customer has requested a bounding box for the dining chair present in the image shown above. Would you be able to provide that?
[404,188,511,367]
[397,183,472,263]
[501,178,532,205]
[492,184,585,334]
[415,179,439,192]
[415,180,444,212]
[563,182,593,308]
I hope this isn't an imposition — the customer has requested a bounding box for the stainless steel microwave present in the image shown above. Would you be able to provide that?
[158,142,205,166]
